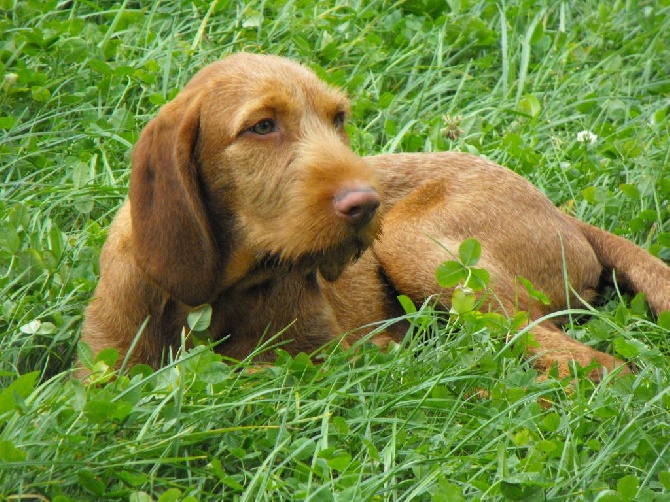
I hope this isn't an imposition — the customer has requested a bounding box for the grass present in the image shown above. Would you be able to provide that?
[1,0,670,500]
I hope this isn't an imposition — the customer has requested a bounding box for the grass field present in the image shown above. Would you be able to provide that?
[1,0,670,500]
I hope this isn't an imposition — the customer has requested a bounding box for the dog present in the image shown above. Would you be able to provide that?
[79,53,670,380]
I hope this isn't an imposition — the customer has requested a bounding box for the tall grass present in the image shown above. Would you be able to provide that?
[1,0,669,500]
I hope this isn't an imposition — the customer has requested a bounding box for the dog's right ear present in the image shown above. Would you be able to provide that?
[129,98,218,306]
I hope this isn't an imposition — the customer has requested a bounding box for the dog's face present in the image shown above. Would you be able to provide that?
[128,53,382,305]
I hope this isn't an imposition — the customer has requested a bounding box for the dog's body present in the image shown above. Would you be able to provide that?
[80,53,670,379]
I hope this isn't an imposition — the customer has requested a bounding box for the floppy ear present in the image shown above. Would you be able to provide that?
[129,98,218,306]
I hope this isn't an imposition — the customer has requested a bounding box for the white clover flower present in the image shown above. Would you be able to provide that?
[576,130,598,145]
[3,73,18,87]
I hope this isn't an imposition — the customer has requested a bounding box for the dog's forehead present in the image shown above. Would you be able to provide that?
[199,54,348,112]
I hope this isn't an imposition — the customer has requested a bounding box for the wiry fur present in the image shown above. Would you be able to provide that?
[80,53,670,379]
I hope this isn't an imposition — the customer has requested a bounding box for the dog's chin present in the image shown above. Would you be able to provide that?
[318,261,347,282]
[317,221,382,281]
[278,234,370,283]
[317,247,362,282]
[311,239,371,282]
[254,218,381,283]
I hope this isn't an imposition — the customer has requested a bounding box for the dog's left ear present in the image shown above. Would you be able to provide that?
[129,97,218,306]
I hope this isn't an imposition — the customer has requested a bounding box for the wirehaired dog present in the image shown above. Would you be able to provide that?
[80,53,670,379]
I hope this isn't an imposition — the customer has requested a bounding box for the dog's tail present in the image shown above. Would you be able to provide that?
[573,217,670,315]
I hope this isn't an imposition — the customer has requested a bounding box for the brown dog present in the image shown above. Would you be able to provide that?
[80,53,670,379]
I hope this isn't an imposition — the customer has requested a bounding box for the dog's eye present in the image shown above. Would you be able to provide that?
[250,119,276,135]
[334,111,346,129]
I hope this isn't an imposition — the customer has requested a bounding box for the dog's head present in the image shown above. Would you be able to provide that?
[129,53,381,305]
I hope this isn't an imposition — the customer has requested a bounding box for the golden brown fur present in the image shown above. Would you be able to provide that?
[80,53,670,379]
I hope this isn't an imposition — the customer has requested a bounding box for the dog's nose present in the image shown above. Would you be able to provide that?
[333,188,380,225]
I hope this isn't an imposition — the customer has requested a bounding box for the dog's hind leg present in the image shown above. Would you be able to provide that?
[373,180,628,379]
